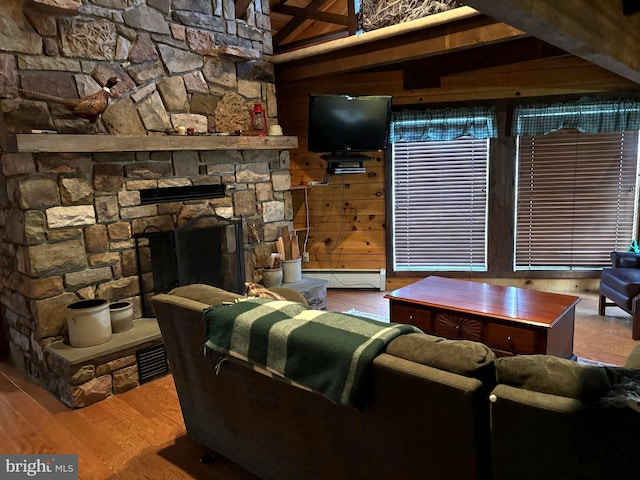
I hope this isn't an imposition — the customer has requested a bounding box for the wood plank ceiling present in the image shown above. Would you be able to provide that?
[264,0,640,87]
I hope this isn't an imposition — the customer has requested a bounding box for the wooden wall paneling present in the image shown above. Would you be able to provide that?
[487,105,517,275]
[277,52,637,277]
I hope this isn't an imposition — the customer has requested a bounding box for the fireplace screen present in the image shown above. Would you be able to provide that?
[136,215,245,316]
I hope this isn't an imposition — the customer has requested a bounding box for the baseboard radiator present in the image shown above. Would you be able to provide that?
[301,268,386,291]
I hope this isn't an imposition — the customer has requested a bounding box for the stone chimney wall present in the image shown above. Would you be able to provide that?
[0,0,292,404]
[0,0,276,135]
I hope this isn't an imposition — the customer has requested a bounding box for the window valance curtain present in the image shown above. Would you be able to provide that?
[512,98,640,136]
[390,106,497,142]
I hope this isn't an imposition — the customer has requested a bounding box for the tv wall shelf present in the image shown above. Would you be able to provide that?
[322,153,370,175]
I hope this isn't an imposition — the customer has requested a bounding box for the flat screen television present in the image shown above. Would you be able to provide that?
[308,94,392,157]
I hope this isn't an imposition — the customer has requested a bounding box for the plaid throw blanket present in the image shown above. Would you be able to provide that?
[203,298,420,409]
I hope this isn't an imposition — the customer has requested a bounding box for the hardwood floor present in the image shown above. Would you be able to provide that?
[0,287,638,479]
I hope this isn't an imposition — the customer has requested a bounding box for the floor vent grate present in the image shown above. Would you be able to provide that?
[136,344,169,384]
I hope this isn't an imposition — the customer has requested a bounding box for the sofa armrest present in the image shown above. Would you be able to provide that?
[610,251,640,268]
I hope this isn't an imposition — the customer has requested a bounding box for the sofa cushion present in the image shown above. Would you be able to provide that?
[495,355,613,400]
[168,284,242,306]
[386,333,496,379]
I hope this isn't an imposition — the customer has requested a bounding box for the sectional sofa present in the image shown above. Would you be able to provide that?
[151,284,640,480]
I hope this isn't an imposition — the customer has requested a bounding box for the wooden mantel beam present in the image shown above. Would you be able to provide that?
[463,0,640,85]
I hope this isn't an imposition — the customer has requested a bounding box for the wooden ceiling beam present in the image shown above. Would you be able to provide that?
[275,17,527,83]
[402,37,566,89]
[462,0,640,84]
[272,5,348,26]
[272,0,329,47]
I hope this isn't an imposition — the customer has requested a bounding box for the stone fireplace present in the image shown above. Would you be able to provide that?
[0,0,297,407]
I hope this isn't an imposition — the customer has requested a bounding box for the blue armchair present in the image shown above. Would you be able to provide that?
[599,251,640,339]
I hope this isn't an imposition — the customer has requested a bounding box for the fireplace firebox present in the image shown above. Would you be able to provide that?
[136,215,246,316]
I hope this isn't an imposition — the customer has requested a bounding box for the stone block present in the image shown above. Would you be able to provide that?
[71,365,95,385]
[18,175,59,209]
[272,170,292,192]
[123,5,171,35]
[32,291,79,338]
[262,200,284,223]
[128,61,165,85]
[5,209,25,244]
[110,240,134,250]
[157,76,188,111]
[7,271,64,299]
[60,177,94,205]
[125,181,157,192]
[60,17,116,60]
[189,92,221,116]
[130,32,158,64]
[127,247,149,276]
[1,99,53,133]
[96,354,136,376]
[2,153,36,176]
[238,79,261,99]
[27,239,86,276]
[203,55,237,89]
[66,375,113,408]
[183,70,208,93]
[101,97,147,136]
[95,276,139,301]
[113,365,139,394]
[47,228,82,241]
[64,267,112,288]
[108,222,132,241]
[88,252,120,267]
[157,178,191,188]
[120,205,158,221]
[46,205,96,229]
[243,150,279,163]
[117,190,140,207]
[170,113,208,133]
[28,0,81,15]
[137,91,172,132]
[95,195,119,223]
[93,164,124,191]
[125,162,174,179]
[176,203,215,225]
[37,153,92,174]
[236,162,270,183]
[233,189,256,216]
[255,182,272,202]
[0,53,18,99]
[84,224,108,253]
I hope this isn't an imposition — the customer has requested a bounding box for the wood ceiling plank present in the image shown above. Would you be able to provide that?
[462,0,640,84]
[273,0,328,46]
[275,19,527,82]
[273,4,348,25]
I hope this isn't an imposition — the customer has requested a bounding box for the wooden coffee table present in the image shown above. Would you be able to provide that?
[385,276,580,358]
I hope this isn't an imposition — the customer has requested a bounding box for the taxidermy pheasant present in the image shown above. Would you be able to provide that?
[16,77,120,123]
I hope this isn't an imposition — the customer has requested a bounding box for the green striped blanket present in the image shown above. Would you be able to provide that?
[203,298,421,409]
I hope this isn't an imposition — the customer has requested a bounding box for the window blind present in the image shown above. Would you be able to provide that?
[392,138,488,271]
[515,130,639,269]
